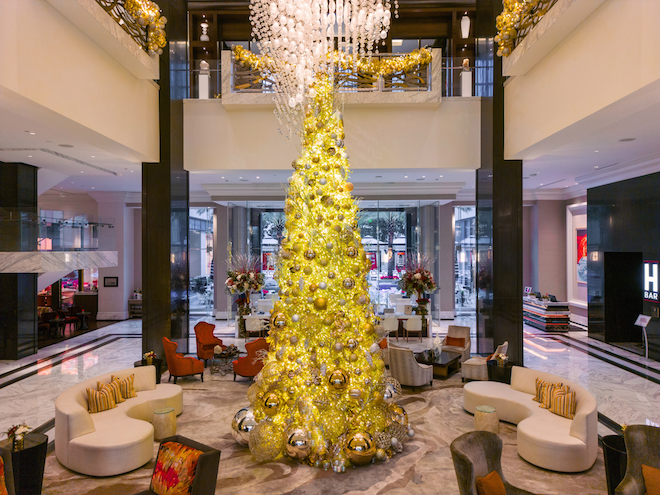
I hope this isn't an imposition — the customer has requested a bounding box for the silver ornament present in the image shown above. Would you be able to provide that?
[339,298,346,305]
[334,342,344,352]
[231,407,257,445]
[319,281,328,290]
[326,242,334,250]
[320,178,327,185]
[292,314,300,322]
[307,296,314,303]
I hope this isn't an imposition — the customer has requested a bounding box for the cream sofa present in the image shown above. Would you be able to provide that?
[55,366,183,476]
[463,366,598,473]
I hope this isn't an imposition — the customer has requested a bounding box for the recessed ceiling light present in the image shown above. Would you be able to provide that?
[404,175,408,178]
[91,155,95,158]
[594,166,599,169]
[239,176,243,179]
[28,155,32,158]
[619,138,635,142]
[91,187,95,189]
[29,132,36,135]
[80,171,84,173]
[221,176,225,179]
[59,144,74,148]
[540,183,544,186]
[422,175,426,178]
[256,176,260,179]
[594,150,599,153]
[130,170,134,173]
[439,175,443,178]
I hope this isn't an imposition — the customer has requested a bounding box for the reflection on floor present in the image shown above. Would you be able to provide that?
[38,320,118,349]
[2,315,659,491]
[41,373,607,495]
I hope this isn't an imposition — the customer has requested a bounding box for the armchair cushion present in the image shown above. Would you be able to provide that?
[151,441,204,495]
[446,336,465,348]
[643,465,660,495]
[476,471,506,495]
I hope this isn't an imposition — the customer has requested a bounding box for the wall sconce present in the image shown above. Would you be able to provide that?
[461,14,471,39]
[200,22,209,42]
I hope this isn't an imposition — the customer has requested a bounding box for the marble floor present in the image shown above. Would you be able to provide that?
[2,315,657,493]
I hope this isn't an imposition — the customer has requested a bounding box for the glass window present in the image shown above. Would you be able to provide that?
[189,207,215,315]
[455,206,476,315]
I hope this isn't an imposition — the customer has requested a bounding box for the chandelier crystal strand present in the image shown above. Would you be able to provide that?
[249,0,393,139]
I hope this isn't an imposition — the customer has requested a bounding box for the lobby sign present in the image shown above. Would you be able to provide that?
[576,229,587,284]
[645,261,659,302]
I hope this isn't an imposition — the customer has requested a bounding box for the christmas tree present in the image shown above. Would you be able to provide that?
[234,76,411,471]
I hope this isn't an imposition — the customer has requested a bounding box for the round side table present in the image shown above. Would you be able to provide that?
[474,405,499,434]
[153,407,177,441]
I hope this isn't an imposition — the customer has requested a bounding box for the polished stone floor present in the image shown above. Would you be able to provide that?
[2,315,658,493]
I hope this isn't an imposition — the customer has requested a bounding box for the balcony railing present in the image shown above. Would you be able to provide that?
[95,0,148,52]
[179,52,493,99]
[0,209,115,252]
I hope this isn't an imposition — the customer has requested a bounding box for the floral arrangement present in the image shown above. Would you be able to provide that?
[6,422,31,451]
[144,350,156,360]
[495,353,509,367]
[398,255,437,298]
[225,255,265,295]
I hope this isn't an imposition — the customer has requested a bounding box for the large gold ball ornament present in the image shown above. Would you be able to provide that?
[293,243,302,253]
[347,338,357,350]
[263,393,281,415]
[375,448,387,461]
[345,182,355,192]
[345,431,375,465]
[304,249,316,260]
[323,316,334,326]
[364,323,375,335]
[249,420,284,462]
[231,407,257,445]
[389,404,408,426]
[328,369,349,389]
[309,284,318,292]
[319,258,329,266]
[343,278,355,290]
[272,313,287,329]
[314,297,328,310]
[346,246,357,257]
[303,266,312,275]
[285,428,312,460]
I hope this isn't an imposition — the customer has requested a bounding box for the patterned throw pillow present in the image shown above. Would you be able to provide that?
[97,377,125,404]
[533,378,565,409]
[151,442,204,495]
[111,374,138,399]
[0,456,8,495]
[87,383,116,413]
[550,387,577,419]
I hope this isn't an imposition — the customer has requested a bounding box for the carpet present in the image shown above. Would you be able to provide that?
[41,372,607,494]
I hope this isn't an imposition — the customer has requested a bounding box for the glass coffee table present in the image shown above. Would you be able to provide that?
[414,349,462,378]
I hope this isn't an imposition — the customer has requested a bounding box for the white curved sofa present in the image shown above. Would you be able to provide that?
[55,366,183,476]
[463,366,598,473]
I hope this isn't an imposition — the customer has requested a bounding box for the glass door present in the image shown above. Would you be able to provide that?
[189,207,214,316]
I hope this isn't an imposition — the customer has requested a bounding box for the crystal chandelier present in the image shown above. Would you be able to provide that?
[249,0,395,137]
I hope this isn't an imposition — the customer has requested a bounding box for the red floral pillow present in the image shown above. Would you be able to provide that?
[151,442,203,495]
[0,456,8,495]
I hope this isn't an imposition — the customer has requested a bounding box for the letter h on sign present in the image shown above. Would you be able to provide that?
[645,262,659,301]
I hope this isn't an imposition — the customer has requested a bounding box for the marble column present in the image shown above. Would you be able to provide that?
[214,206,230,320]
[90,192,134,320]
[438,204,456,319]
[0,162,38,359]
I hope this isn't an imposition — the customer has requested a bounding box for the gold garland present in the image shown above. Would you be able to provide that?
[495,0,555,57]
[232,46,432,77]
[124,0,167,54]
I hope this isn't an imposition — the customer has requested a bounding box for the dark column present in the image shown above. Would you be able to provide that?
[0,162,38,359]
[475,0,524,364]
[142,0,189,360]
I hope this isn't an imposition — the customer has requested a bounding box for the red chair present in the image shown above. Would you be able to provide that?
[57,310,79,332]
[233,338,269,381]
[162,337,205,384]
[194,322,226,366]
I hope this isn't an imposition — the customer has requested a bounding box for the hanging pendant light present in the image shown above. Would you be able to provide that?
[461,14,470,39]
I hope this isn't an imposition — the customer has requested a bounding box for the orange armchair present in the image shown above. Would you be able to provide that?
[233,338,269,381]
[194,322,226,366]
[163,337,205,384]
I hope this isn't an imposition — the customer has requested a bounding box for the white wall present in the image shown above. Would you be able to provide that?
[38,192,99,218]
[184,98,481,172]
[0,0,159,163]
[504,0,660,159]
[92,193,134,320]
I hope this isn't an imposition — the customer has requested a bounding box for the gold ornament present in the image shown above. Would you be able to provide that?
[263,393,281,415]
[389,404,408,426]
[349,388,363,399]
[364,323,375,335]
[272,312,287,329]
[323,316,334,325]
[304,266,313,275]
[344,431,376,465]
[345,182,355,192]
[346,246,357,257]
[285,428,312,460]
[328,271,336,279]
[343,278,355,290]
[328,369,349,389]
[375,448,387,461]
[304,249,316,260]
[249,420,284,462]
[347,338,357,350]
[314,297,328,310]
[319,258,329,266]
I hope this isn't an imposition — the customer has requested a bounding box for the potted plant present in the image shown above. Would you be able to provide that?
[398,255,437,335]
[143,350,156,365]
[6,422,31,451]
[226,254,265,338]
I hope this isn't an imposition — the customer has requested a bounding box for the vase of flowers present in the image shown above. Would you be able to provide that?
[144,350,156,365]
[6,422,31,451]
[226,254,265,338]
[495,353,509,368]
[398,256,437,335]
